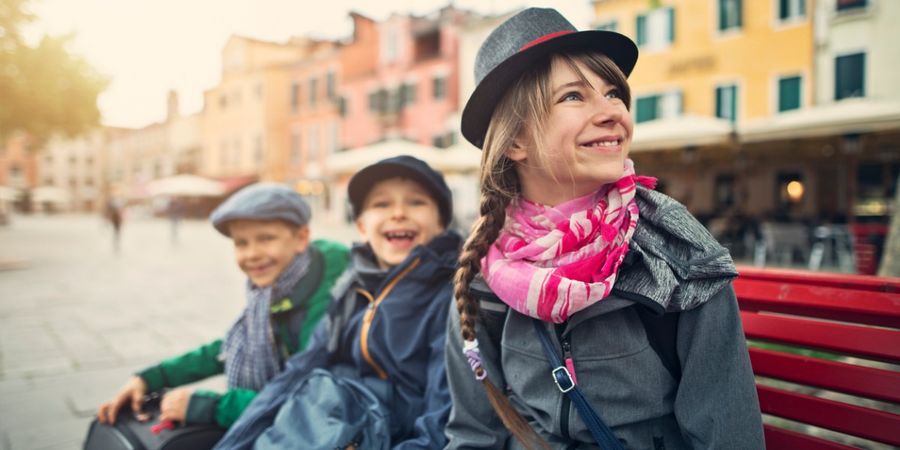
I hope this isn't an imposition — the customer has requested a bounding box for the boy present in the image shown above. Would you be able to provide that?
[96,183,348,429]
[213,155,461,449]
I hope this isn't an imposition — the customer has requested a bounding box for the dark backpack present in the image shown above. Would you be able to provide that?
[83,396,225,450]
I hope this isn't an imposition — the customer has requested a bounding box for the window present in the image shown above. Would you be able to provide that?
[338,97,348,117]
[778,75,802,112]
[776,171,804,210]
[595,20,618,32]
[837,0,867,12]
[714,174,736,209]
[778,0,806,21]
[309,77,318,108]
[634,91,682,123]
[636,7,674,49]
[432,132,455,149]
[290,82,300,112]
[715,84,738,122]
[835,53,865,100]
[326,71,336,100]
[255,134,264,163]
[401,82,417,106]
[291,131,301,164]
[308,125,319,161]
[718,0,742,32]
[369,89,387,112]
[433,76,447,100]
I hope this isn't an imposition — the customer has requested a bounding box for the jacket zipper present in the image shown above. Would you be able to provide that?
[560,336,573,440]
[357,258,421,380]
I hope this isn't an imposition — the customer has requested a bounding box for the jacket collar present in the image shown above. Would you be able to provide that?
[612,186,737,314]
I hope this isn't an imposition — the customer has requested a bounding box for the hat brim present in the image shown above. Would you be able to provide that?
[461,30,638,149]
[348,162,452,226]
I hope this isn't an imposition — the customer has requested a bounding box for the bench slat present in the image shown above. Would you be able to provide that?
[749,347,900,404]
[736,266,900,293]
[758,385,900,446]
[763,424,858,450]
[741,311,900,363]
[735,279,900,328]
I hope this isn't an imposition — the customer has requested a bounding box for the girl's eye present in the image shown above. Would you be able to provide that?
[560,91,582,102]
[606,89,621,100]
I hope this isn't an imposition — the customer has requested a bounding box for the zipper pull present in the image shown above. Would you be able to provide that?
[562,339,577,385]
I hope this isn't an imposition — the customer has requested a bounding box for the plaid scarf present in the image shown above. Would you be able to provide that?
[221,251,311,390]
[481,159,655,323]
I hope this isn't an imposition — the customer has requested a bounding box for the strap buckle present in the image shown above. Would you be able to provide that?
[552,366,575,393]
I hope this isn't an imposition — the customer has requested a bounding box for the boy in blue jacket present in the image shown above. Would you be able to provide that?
[214,156,461,449]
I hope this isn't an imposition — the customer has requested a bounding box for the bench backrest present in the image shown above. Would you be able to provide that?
[734,266,900,450]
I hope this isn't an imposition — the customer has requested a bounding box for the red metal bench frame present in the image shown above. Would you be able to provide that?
[734,266,900,449]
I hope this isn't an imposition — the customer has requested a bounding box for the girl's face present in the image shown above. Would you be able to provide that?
[355,177,444,270]
[507,57,633,206]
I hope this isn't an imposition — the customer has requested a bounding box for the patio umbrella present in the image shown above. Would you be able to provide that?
[146,174,225,197]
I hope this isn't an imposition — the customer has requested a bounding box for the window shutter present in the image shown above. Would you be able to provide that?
[668,8,675,43]
[636,15,647,46]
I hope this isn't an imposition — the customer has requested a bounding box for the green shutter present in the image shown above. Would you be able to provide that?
[835,53,865,100]
[778,76,801,112]
[780,0,790,19]
[668,8,675,43]
[737,0,743,28]
[636,15,647,46]
[636,96,659,123]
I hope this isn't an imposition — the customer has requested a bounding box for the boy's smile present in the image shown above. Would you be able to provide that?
[228,219,310,287]
[356,178,444,270]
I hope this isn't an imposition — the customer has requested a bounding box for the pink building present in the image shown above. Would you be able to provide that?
[340,7,476,150]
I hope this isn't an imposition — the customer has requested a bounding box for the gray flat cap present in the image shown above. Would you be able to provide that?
[210,182,312,236]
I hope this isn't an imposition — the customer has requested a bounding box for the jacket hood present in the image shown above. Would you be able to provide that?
[613,186,737,313]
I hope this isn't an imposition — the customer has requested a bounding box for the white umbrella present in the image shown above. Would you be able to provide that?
[146,174,225,197]
[31,186,70,203]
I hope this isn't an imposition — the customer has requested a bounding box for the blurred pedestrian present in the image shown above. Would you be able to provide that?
[105,199,124,252]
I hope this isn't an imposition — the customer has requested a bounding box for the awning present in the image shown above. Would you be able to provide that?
[0,186,20,202]
[631,115,735,152]
[31,186,70,204]
[738,99,900,143]
[328,139,480,176]
[146,174,225,197]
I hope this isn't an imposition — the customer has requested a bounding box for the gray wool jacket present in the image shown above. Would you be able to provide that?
[443,187,765,450]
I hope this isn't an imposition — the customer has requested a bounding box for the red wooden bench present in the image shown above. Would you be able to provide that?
[733,266,900,449]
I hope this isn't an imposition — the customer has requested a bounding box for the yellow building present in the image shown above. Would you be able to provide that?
[594,0,813,123]
[200,36,337,183]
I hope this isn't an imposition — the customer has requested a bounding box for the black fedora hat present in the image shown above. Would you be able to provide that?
[461,7,638,149]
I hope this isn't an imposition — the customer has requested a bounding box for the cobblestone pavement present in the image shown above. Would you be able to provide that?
[0,213,356,450]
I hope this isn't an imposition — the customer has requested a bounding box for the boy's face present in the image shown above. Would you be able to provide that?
[355,177,444,270]
[228,219,310,287]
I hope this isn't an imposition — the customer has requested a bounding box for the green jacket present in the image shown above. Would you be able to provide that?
[137,239,349,428]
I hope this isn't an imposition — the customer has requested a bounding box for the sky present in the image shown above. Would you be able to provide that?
[25,0,592,129]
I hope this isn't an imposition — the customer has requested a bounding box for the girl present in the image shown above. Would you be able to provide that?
[445,8,765,450]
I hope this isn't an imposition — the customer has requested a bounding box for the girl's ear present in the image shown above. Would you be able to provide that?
[505,140,528,162]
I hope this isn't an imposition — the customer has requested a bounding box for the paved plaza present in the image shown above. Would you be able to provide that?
[0,212,355,450]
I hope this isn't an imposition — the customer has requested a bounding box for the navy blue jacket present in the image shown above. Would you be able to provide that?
[214,231,461,450]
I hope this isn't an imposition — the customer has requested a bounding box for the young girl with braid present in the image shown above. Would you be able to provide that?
[444,8,765,450]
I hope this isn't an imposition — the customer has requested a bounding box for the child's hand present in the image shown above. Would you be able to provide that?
[97,376,149,424]
[158,387,193,424]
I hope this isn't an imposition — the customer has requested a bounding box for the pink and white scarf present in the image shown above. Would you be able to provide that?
[481,159,656,323]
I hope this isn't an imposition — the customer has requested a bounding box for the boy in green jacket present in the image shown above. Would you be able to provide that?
[96,183,348,429]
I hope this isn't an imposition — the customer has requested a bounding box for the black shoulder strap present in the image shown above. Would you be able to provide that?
[634,305,681,381]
